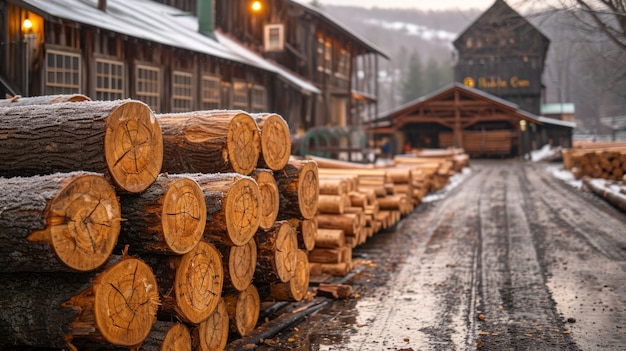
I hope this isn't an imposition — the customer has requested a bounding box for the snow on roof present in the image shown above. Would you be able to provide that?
[538,116,576,129]
[541,103,575,115]
[21,0,319,94]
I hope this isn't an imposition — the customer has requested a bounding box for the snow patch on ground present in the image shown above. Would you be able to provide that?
[547,165,583,190]
[422,167,472,203]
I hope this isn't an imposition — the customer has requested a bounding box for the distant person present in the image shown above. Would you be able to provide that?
[382,139,392,159]
[404,141,411,154]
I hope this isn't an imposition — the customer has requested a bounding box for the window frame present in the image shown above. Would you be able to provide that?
[201,74,221,110]
[264,24,285,52]
[135,64,161,112]
[44,49,82,95]
[171,70,194,113]
[95,57,125,101]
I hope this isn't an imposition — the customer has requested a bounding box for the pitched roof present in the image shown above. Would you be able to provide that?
[18,0,320,94]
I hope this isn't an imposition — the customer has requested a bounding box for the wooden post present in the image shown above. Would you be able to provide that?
[118,175,206,255]
[0,100,163,193]
[158,110,261,176]
[0,172,121,272]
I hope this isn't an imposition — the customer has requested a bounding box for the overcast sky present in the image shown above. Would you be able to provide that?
[317,0,496,11]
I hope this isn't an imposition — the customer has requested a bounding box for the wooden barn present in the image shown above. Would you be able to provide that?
[368,83,575,158]
[0,0,386,134]
[453,0,549,116]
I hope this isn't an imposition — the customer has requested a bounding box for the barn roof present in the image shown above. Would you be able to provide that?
[371,82,575,130]
[15,0,320,94]
[291,0,389,59]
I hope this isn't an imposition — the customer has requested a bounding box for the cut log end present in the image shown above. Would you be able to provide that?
[224,284,260,337]
[252,169,279,230]
[227,113,261,175]
[104,100,163,193]
[92,257,160,347]
[297,161,319,219]
[300,218,318,251]
[225,177,261,246]
[40,173,121,272]
[176,241,224,324]
[192,298,229,351]
[270,250,310,302]
[162,178,207,254]
[228,239,257,291]
[256,114,291,171]
[160,323,192,351]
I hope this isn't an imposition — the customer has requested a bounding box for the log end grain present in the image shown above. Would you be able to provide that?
[161,323,192,351]
[255,113,291,171]
[31,173,121,272]
[104,100,163,193]
[92,257,160,347]
[227,112,261,175]
[224,177,261,246]
[256,221,298,283]
[175,241,224,324]
[297,161,319,220]
[162,177,207,254]
[251,169,279,230]
[191,298,229,351]
[228,239,257,291]
[270,250,310,302]
[224,284,261,337]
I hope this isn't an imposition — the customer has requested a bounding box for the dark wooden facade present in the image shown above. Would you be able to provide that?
[0,0,385,135]
[369,83,573,157]
[453,0,549,115]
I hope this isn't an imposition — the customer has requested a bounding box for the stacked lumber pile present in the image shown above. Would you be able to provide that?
[563,142,626,181]
[305,152,469,277]
[440,130,513,156]
[0,98,318,350]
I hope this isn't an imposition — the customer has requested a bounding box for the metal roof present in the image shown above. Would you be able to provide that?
[17,0,320,94]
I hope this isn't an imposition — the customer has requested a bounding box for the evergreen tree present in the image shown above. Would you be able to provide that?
[402,51,424,103]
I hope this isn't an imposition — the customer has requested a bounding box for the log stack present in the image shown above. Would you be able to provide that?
[563,143,626,181]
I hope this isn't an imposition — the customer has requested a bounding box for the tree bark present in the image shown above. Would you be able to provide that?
[255,221,298,283]
[0,100,163,193]
[250,169,279,230]
[0,256,159,348]
[191,298,229,351]
[0,94,90,106]
[315,229,345,249]
[149,241,224,325]
[270,250,310,302]
[223,284,261,337]
[215,239,257,292]
[139,322,191,351]
[0,172,121,272]
[252,113,292,171]
[189,173,260,246]
[118,175,207,255]
[158,110,261,176]
[274,159,319,220]
[317,213,359,237]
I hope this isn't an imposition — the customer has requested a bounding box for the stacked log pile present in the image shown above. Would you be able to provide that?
[563,142,626,181]
[305,152,469,277]
[0,98,317,350]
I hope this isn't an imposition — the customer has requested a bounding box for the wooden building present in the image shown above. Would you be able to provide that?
[369,83,574,157]
[0,0,386,134]
[453,0,549,116]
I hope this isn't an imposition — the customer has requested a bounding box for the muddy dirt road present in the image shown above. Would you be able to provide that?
[254,160,626,351]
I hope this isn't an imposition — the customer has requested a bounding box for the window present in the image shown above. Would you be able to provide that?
[136,65,160,112]
[95,59,124,101]
[172,71,193,112]
[221,82,232,109]
[45,50,81,94]
[232,80,248,110]
[251,85,267,113]
[264,24,284,51]
[337,49,350,77]
[201,75,221,110]
[324,40,332,73]
[316,37,325,72]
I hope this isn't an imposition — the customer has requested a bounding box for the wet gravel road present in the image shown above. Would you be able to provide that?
[264,160,626,351]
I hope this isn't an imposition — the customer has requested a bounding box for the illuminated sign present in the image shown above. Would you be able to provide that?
[463,76,531,89]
